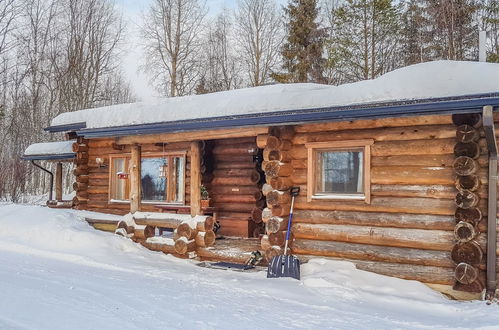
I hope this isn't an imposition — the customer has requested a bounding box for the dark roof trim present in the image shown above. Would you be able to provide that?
[44,122,86,133]
[52,93,499,138]
[22,153,76,161]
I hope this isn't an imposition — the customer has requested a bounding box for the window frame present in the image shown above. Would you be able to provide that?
[108,151,187,205]
[305,139,374,203]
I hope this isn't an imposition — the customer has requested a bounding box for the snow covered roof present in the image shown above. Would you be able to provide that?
[47,61,499,137]
[23,141,75,161]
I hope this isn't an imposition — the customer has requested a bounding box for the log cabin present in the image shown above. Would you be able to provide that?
[23,61,499,299]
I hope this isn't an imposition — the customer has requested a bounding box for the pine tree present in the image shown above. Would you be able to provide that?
[482,0,499,62]
[425,0,478,60]
[328,0,402,83]
[401,0,432,65]
[273,0,326,83]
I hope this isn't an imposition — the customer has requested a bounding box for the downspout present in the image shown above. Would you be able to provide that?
[482,106,497,299]
[31,160,54,201]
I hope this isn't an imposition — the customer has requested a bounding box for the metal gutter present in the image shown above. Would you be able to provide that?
[22,153,76,161]
[31,160,54,201]
[74,95,499,138]
[482,105,498,299]
[44,122,86,133]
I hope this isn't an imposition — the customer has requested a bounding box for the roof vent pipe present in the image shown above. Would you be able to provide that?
[479,30,487,62]
[482,105,497,300]
[31,160,54,201]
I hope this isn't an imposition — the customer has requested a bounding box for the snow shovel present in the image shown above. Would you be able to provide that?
[267,187,300,280]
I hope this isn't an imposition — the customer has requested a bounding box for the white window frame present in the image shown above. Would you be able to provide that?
[305,139,373,203]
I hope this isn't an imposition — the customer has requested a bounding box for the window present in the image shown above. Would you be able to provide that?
[109,153,186,204]
[305,139,373,203]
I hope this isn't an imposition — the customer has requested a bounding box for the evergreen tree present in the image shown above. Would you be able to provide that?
[328,0,402,83]
[425,0,478,60]
[482,0,499,62]
[401,0,432,65]
[273,0,326,83]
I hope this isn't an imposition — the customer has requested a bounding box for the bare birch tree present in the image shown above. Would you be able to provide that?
[235,0,283,86]
[142,0,207,97]
[197,11,241,93]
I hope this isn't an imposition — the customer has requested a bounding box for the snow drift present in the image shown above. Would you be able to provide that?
[0,203,498,329]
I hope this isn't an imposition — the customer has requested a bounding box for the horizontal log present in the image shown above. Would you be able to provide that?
[371,184,486,200]
[266,190,291,207]
[455,262,478,284]
[268,231,288,246]
[293,124,457,145]
[256,134,269,149]
[213,202,256,213]
[197,217,214,232]
[292,223,454,251]
[209,185,261,196]
[371,154,487,168]
[87,186,109,194]
[454,142,481,159]
[212,168,260,178]
[271,204,291,217]
[264,246,282,262]
[371,166,455,185]
[73,167,89,176]
[195,231,216,247]
[177,222,198,240]
[269,177,293,190]
[453,156,478,176]
[269,126,294,140]
[76,175,89,183]
[293,239,454,267]
[211,176,260,186]
[251,207,263,223]
[210,195,257,203]
[73,182,88,191]
[263,149,291,162]
[133,225,155,240]
[292,210,455,230]
[261,235,271,251]
[455,175,481,192]
[452,113,482,127]
[215,137,257,145]
[266,216,287,234]
[116,127,267,145]
[212,144,258,156]
[262,208,273,223]
[140,239,176,254]
[263,161,293,177]
[174,238,196,255]
[294,196,459,215]
[451,241,483,266]
[455,190,479,209]
[134,216,185,229]
[294,114,452,133]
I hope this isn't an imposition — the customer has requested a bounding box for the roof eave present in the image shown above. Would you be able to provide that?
[75,95,499,139]
[22,153,76,161]
[44,122,86,133]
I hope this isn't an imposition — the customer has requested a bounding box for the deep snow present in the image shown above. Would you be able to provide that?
[50,61,499,130]
[0,203,498,330]
[23,141,75,157]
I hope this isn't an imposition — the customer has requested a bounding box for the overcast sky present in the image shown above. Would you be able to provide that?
[115,0,288,101]
[115,0,252,101]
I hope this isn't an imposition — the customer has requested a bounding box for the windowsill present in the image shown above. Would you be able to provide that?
[310,194,366,201]
[108,200,185,206]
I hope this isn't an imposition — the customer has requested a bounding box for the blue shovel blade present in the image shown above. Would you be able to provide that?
[267,255,300,280]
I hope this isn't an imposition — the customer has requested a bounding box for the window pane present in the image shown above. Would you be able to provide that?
[172,157,184,203]
[317,150,363,194]
[141,158,167,201]
[113,158,126,200]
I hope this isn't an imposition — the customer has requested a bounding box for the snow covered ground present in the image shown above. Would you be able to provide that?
[0,203,498,330]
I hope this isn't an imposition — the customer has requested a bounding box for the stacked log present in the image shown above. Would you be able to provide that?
[115,212,216,257]
[258,126,294,260]
[207,137,265,237]
[451,114,485,293]
[72,137,89,209]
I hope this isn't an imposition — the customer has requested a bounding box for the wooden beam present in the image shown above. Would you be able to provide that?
[190,141,202,216]
[115,126,268,145]
[130,144,141,213]
[55,162,63,201]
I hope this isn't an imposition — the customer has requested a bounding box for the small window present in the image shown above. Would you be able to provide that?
[110,157,130,201]
[306,140,373,203]
[140,155,185,203]
[109,153,186,204]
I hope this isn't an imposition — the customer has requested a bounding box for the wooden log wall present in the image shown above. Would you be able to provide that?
[204,137,265,237]
[257,126,295,261]
[282,114,499,289]
[451,114,486,293]
[74,138,191,215]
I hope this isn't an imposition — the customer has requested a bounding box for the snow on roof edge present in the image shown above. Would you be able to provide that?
[50,61,499,131]
[24,141,75,158]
